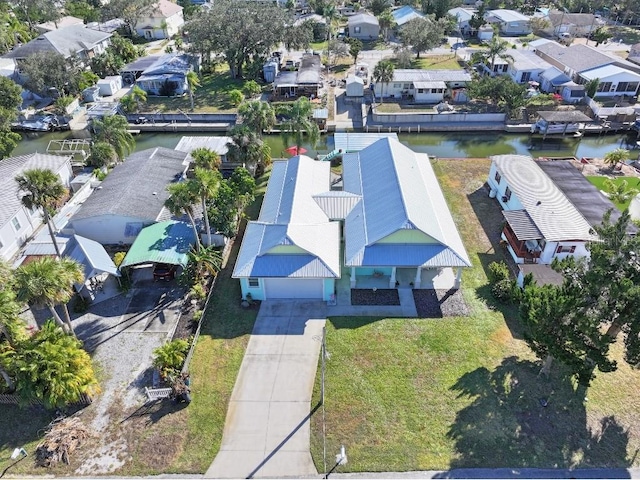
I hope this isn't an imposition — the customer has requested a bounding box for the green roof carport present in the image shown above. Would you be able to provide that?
[120,221,197,268]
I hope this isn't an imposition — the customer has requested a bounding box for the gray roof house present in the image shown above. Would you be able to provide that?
[535,43,640,96]
[2,24,111,62]
[134,53,195,96]
[273,55,322,99]
[232,137,470,301]
[546,10,604,37]
[0,153,73,262]
[348,13,380,40]
[485,9,531,35]
[68,147,191,245]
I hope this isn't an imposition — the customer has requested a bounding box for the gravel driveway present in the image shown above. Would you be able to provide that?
[69,282,185,474]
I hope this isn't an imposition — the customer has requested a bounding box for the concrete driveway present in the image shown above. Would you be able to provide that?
[206,300,327,479]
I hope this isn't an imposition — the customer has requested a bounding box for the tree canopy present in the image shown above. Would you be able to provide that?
[400,16,446,58]
[20,52,80,96]
[468,75,527,115]
[521,211,640,385]
[0,76,23,159]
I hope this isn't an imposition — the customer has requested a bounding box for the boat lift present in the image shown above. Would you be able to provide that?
[46,138,91,165]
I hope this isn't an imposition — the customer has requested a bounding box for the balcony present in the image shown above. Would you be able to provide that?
[502,225,541,263]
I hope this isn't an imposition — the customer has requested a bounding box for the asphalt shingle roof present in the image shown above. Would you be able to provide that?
[3,25,111,59]
[0,153,71,227]
[535,43,636,73]
[71,147,190,223]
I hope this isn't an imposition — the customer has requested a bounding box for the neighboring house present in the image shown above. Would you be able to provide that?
[628,42,640,66]
[487,155,597,265]
[35,16,84,33]
[135,0,184,39]
[2,24,111,66]
[68,147,191,245]
[0,153,73,262]
[134,53,194,96]
[539,66,571,93]
[448,7,475,35]
[0,58,16,79]
[535,42,640,96]
[273,55,322,99]
[233,137,471,300]
[559,81,586,102]
[348,13,380,40]
[174,135,254,175]
[505,49,553,83]
[545,10,604,37]
[485,9,531,35]
[293,13,326,26]
[374,69,472,103]
[527,38,554,50]
[391,6,424,27]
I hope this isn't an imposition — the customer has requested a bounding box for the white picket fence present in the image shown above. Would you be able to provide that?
[144,387,172,402]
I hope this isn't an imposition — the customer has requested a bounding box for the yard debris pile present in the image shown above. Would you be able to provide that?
[35,417,91,467]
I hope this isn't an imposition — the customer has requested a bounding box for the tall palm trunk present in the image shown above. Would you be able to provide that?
[48,304,70,334]
[61,304,76,337]
[185,209,202,251]
[43,210,62,258]
[201,196,212,246]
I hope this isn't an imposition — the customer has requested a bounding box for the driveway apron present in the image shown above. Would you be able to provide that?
[206,300,327,479]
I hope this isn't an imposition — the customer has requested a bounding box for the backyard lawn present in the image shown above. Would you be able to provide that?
[587,175,640,211]
[142,66,260,114]
[310,158,640,472]
[391,55,464,71]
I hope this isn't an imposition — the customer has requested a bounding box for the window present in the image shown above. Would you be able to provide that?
[617,81,639,92]
[555,245,576,254]
[11,216,21,231]
[354,26,361,33]
[502,186,512,202]
[597,82,612,92]
[417,88,424,93]
[403,83,411,89]
[521,71,531,83]
[494,171,502,184]
[393,83,401,88]
[248,278,260,288]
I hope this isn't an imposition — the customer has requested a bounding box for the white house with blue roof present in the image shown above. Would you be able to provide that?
[233,137,470,300]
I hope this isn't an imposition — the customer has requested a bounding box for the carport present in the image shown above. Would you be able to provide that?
[119,221,197,276]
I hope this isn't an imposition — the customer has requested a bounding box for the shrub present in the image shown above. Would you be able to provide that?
[243,80,261,97]
[487,260,510,283]
[190,283,207,301]
[491,278,515,303]
[153,339,190,377]
[192,309,203,322]
[113,251,126,267]
[228,89,245,106]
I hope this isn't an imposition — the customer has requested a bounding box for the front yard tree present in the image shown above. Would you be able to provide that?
[2,320,99,408]
[378,9,396,41]
[278,97,321,151]
[15,168,67,258]
[91,114,135,162]
[186,0,290,78]
[165,182,202,251]
[347,37,363,64]
[604,178,638,204]
[238,100,276,136]
[591,26,612,47]
[14,257,85,336]
[20,52,76,96]
[186,70,200,111]
[400,16,446,58]
[468,75,527,116]
[373,59,395,103]
[482,35,512,73]
[193,167,222,246]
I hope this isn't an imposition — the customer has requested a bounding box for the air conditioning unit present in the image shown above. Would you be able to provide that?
[501,195,508,202]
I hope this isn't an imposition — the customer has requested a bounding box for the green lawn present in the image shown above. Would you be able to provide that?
[142,65,257,114]
[310,159,640,472]
[389,54,464,71]
[310,40,328,51]
[587,175,640,211]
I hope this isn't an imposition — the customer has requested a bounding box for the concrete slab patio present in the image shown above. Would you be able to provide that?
[205,300,327,479]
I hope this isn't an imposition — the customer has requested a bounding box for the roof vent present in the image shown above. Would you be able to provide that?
[152,192,157,195]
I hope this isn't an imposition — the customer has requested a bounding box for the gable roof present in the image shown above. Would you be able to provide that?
[507,49,552,71]
[349,12,379,26]
[342,138,471,268]
[3,25,111,59]
[492,155,595,242]
[448,7,474,22]
[535,43,635,73]
[146,0,183,18]
[391,6,424,26]
[391,69,472,83]
[540,66,570,85]
[36,16,84,33]
[71,147,190,223]
[580,64,640,81]
[233,156,340,279]
[140,53,192,76]
[0,153,71,228]
[547,11,602,27]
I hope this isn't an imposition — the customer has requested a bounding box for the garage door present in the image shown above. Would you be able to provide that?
[264,278,323,299]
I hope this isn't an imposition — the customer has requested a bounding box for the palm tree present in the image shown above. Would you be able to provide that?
[186,70,200,111]
[191,147,221,170]
[238,100,276,135]
[91,114,135,162]
[378,10,395,42]
[187,246,223,283]
[277,97,320,152]
[604,148,629,170]
[484,36,512,75]
[226,126,272,175]
[192,168,222,246]
[119,85,147,113]
[604,179,638,204]
[14,257,84,336]
[373,60,395,103]
[165,182,202,251]
[15,169,67,258]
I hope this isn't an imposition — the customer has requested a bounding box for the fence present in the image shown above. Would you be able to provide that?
[124,112,237,124]
[144,387,172,401]
[372,110,506,124]
[0,392,92,406]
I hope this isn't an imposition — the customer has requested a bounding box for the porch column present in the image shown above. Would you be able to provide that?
[413,267,422,289]
[454,267,463,289]
[389,267,397,288]
[350,267,357,288]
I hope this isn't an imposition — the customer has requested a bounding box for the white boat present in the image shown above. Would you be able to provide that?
[530,119,581,135]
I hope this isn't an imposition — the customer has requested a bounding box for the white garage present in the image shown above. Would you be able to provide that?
[264,278,324,299]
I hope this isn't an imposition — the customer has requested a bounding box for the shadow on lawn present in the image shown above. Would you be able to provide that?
[446,356,633,470]
[329,317,385,330]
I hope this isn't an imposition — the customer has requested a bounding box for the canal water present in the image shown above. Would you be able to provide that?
[10,129,640,160]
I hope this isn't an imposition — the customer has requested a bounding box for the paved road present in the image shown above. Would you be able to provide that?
[205,300,327,479]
